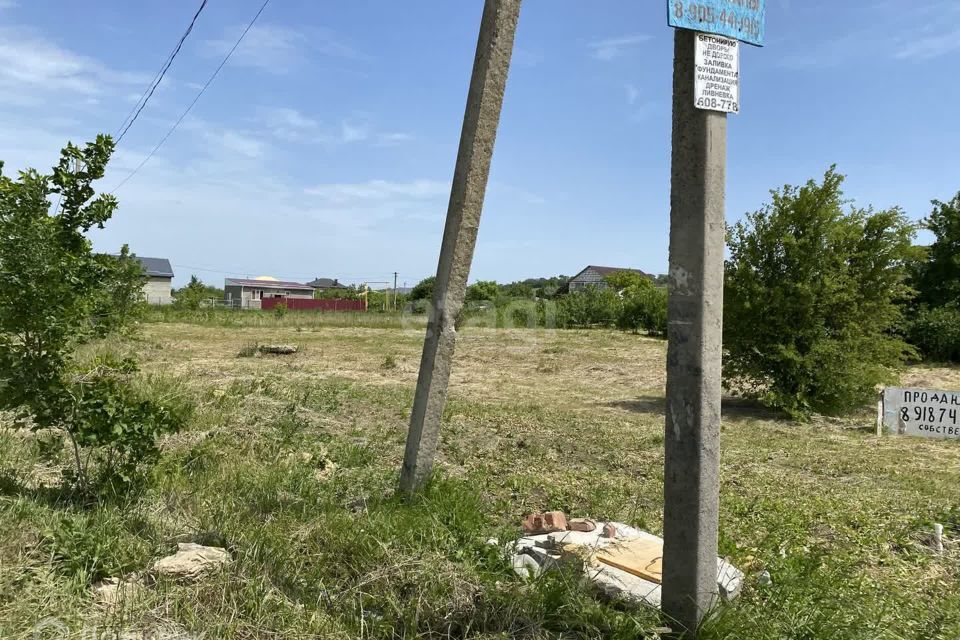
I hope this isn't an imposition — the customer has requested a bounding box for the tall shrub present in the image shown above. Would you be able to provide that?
[723,168,916,418]
[911,192,960,308]
[619,285,667,336]
[556,286,620,328]
[0,137,184,491]
[906,305,960,363]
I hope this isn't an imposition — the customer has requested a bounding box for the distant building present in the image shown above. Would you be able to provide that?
[224,277,315,309]
[135,257,174,305]
[307,277,347,291]
[567,265,648,292]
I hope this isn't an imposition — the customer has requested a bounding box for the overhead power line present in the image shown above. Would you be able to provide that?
[115,0,209,144]
[112,0,272,193]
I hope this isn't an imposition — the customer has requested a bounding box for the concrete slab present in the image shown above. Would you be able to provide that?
[507,522,743,610]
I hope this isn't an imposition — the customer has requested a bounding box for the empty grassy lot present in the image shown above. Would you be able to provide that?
[1,321,959,638]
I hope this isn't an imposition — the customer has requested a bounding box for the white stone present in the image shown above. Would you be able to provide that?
[93,577,145,609]
[511,553,541,578]
[588,562,662,607]
[152,543,230,582]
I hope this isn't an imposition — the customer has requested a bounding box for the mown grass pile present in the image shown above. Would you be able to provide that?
[1,323,959,638]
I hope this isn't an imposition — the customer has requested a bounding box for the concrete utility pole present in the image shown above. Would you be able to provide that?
[393,271,399,310]
[399,0,521,494]
[661,28,727,634]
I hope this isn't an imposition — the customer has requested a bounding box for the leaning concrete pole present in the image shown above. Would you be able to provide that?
[661,29,727,634]
[399,0,521,494]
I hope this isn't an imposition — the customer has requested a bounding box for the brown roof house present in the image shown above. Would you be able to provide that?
[567,265,647,292]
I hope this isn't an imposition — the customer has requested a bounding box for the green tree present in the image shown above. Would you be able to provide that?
[912,192,960,308]
[556,286,621,328]
[604,270,648,291]
[173,275,223,310]
[466,280,499,302]
[409,276,435,301]
[907,304,960,363]
[723,167,916,418]
[619,285,667,336]
[91,245,147,335]
[0,137,184,491]
[314,285,360,300]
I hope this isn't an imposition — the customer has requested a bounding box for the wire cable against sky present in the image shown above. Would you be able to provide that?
[111,0,272,193]
[115,0,209,145]
[172,262,409,285]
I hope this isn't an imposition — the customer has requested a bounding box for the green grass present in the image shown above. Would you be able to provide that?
[1,323,959,638]
[144,306,426,330]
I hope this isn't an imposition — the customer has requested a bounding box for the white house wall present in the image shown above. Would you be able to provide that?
[143,277,173,305]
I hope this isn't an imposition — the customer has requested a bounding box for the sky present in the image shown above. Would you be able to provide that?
[1,0,959,288]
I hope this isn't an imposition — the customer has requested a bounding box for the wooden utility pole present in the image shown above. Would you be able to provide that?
[399,0,521,493]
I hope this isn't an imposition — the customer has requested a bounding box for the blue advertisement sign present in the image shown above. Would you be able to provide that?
[667,0,765,47]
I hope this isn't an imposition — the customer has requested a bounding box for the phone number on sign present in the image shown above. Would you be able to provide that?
[900,406,959,425]
[696,96,738,112]
[672,2,762,38]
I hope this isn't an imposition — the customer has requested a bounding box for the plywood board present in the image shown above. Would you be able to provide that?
[593,538,664,584]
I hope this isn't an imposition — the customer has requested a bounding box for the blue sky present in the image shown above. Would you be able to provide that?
[1,0,958,288]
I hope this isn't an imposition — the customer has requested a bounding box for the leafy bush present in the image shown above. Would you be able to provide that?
[723,167,916,418]
[466,280,499,302]
[910,192,960,308]
[409,277,435,302]
[67,355,188,490]
[618,285,667,336]
[494,297,509,328]
[906,305,960,362]
[0,136,189,494]
[173,274,223,310]
[536,299,548,327]
[556,287,620,328]
[511,307,532,328]
[273,302,288,319]
[91,246,148,336]
[410,299,430,315]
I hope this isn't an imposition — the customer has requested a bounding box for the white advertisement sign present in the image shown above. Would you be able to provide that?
[882,387,960,440]
[694,33,740,114]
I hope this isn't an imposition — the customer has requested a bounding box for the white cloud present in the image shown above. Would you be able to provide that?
[625,83,640,106]
[894,26,960,60]
[0,0,18,9]
[206,24,305,73]
[208,130,264,159]
[304,179,449,204]
[375,132,414,146]
[268,107,318,130]
[589,34,651,61]
[0,26,149,104]
[205,23,365,74]
[340,121,368,143]
[261,108,409,147]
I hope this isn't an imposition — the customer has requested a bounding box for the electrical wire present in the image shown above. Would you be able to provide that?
[111,0,272,193]
[171,263,413,286]
[115,0,209,144]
